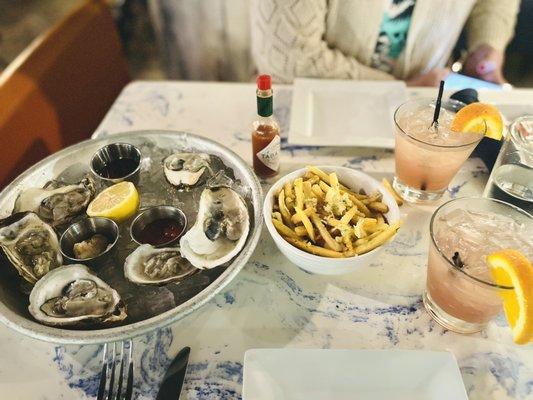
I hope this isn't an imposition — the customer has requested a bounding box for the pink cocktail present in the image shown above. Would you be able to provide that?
[424,197,532,333]
[394,99,483,203]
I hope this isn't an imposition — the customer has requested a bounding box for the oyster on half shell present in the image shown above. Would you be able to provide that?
[163,153,212,188]
[28,264,126,327]
[0,212,62,285]
[124,244,197,285]
[180,186,249,269]
[13,177,96,227]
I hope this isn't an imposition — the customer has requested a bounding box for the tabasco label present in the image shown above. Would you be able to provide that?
[256,135,280,171]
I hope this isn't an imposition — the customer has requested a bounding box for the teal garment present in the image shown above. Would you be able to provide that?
[371,0,416,74]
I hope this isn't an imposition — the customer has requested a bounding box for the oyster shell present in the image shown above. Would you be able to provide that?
[124,244,197,285]
[180,186,249,269]
[13,177,96,227]
[0,212,62,284]
[28,264,126,326]
[163,153,212,188]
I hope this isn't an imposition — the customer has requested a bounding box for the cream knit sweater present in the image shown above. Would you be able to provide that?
[250,0,519,82]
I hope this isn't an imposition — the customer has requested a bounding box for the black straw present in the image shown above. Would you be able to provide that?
[431,80,445,128]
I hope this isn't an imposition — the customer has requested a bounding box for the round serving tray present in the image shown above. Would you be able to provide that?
[0,131,263,344]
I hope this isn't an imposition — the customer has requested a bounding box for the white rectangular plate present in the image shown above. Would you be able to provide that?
[289,79,407,148]
[243,349,468,400]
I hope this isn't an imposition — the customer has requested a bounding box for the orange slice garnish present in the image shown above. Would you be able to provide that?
[487,249,533,344]
[451,103,504,140]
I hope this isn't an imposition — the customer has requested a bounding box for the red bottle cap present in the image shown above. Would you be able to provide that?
[257,75,271,90]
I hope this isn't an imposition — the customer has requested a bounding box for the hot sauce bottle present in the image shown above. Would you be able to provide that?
[252,75,280,178]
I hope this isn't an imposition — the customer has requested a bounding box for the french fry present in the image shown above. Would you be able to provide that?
[295,206,315,242]
[294,226,308,237]
[308,166,357,192]
[329,172,339,189]
[311,184,324,199]
[278,189,293,227]
[306,175,320,185]
[327,217,341,227]
[362,192,382,205]
[365,224,387,234]
[310,210,343,251]
[307,166,331,183]
[354,228,384,245]
[291,207,313,224]
[343,189,367,200]
[369,201,389,214]
[294,178,304,210]
[381,178,404,206]
[354,237,368,246]
[347,193,372,216]
[284,236,345,258]
[353,218,367,239]
[284,181,294,199]
[343,249,357,257]
[362,217,377,227]
[285,197,295,212]
[272,211,282,222]
[342,233,353,251]
[272,219,299,239]
[303,180,314,199]
[355,222,400,254]
[340,206,358,225]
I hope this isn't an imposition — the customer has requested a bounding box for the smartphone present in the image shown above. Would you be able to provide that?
[445,73,502,91]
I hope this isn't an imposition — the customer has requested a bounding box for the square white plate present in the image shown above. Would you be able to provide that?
[243,349,468,400]
[289,79,407,149]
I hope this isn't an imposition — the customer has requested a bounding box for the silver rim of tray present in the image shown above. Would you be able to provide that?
[0,130,263,344]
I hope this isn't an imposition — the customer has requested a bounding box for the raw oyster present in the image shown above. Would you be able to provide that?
[180,186,249,269]
[163,153,212,188]
[0,212,62,284]
[28,264,126,326]
[13,177,96,227]
[124,244,197,285]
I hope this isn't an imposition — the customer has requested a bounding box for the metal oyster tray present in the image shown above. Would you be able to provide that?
[0,131,262,344]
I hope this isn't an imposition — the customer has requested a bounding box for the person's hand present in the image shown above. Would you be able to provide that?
[406,68,450,87]
[463,44,507,84]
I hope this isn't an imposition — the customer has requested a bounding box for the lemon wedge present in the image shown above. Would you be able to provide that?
[487,249,533,345]
[87,181,139,222]
[450,103,504,140]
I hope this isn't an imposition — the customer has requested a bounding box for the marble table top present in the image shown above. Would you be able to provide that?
[1,81,532,400]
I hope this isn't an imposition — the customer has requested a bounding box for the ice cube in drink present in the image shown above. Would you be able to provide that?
[393,99,483,202]
[424,197,533,333]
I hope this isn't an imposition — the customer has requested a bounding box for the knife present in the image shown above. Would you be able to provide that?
[156,346,191,400]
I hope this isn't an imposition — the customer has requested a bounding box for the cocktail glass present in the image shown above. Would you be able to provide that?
[393,98,483,203]
[424,197,532,334]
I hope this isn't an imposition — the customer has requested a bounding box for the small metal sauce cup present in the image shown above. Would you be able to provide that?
[60,217,119,268]
[130,205,187,247]
[90,142,142,184]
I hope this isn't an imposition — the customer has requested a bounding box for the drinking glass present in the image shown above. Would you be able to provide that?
[424,197,531,334]
[393,98,483,203]
[483,116,533,214]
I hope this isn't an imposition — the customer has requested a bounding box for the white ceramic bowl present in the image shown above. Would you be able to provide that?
[263,166,401,275]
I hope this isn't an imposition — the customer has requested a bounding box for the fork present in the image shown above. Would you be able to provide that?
[97,340,134,400]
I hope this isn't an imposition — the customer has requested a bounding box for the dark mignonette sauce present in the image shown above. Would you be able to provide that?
[137,218,184,246]
[96,158,138,179]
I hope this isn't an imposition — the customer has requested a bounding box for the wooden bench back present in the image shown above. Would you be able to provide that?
[0,0,129,189]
